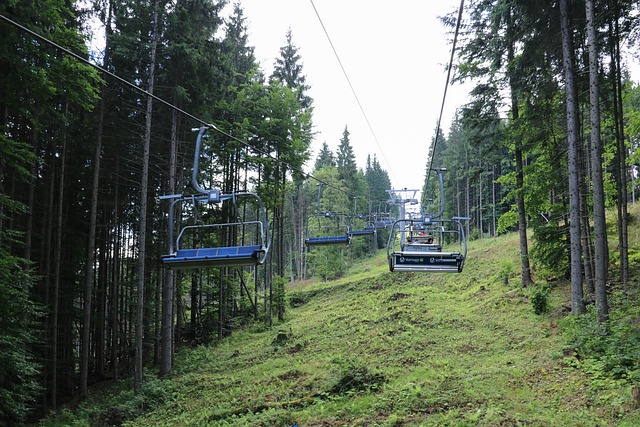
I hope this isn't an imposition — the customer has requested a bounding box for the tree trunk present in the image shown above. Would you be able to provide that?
[135,0,159,392]
[111,158,121,381]
[51,103,68,408]
[504,7,533,287]
[176,270,183,345]
[278,170,287,321]
[96,227,108,380]
[613,13,629,289]
[80,95,103,398]
[491,166,497,237]
[586,0,609,322]
[578,142,595,295]
[154,269,161,364]
[160,109,178,376]
[511,93,533,286]
[23,119,39,262]
[478,168,483,237]
[560,0,585,314]
[218,272,224,341]
[191,273,198,331]
[42,151,54,410]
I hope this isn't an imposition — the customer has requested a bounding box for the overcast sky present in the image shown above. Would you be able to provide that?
[231,0,470,192]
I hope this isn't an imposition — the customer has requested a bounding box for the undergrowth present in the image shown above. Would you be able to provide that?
[560,291,640,382]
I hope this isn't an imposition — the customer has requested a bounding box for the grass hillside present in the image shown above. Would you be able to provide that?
[44,227,640,426]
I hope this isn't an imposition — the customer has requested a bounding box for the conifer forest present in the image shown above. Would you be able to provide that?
[1,0,640,423]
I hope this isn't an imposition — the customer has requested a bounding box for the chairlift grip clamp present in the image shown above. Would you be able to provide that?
[208,189,221,203]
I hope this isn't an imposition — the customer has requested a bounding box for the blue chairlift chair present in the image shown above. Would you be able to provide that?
[305,211,351,246]
[348,198,376,238]
[304,184,351,247]
[161,127,271,270]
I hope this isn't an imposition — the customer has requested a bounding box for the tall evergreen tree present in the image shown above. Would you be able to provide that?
[423,126,447,210]
[365,154,391,205]
[314,141,335,170]
[133,0,161,394]
[222,2,256,83]
[270,28,312,109]
[607,0,635,289]
[365,154,392,248]
[336,125,358,188]
[2,0,100,410]
[585,0,608,323]
[450,0,568,285]
[560,0,585,315]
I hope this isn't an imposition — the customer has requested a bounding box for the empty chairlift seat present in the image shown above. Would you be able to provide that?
[305,235,351,246]
[349,229,376,237]
[161,193,270,270]
[305,212,351,247]
[349,215,376,237]
[160,128,271,270]
[162,244,265,270]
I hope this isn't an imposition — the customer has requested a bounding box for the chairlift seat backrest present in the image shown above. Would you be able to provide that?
[349,229,376,236]
[402,243,442,252]
[305,235,351,246]
[389,250,463,273]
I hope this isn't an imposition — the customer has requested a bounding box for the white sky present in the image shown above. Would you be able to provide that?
[232,0,470,191]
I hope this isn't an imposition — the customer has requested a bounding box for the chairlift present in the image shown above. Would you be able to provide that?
[387,169,469,273]
[305,183,351,247]
[387,217,468,273]
[363,202,395,230]
[348,197,376,238]
[161,127,271,269]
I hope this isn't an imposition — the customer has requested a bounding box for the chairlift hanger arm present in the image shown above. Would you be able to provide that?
[315,183,325,211]
[192,126,217,197]
[422,168,445,220]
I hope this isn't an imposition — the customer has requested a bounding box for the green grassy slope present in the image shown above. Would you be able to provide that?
[46,232,640,426]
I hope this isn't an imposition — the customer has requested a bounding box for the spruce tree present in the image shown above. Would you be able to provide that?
[336,125,358,188]
[314,141,336,170]
[271,28,312,109]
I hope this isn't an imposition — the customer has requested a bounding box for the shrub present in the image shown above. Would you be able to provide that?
[0,253,42,425]
[499,260,515,284]
[560,299,640,381]
[90,378,172,426]
[530,285,550,315]
[329,362,386,394]
[530,222,569,278]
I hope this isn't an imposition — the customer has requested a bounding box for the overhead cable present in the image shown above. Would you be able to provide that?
[0,13,352,198]
[308,0,398,185]
[425,0,465,192]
